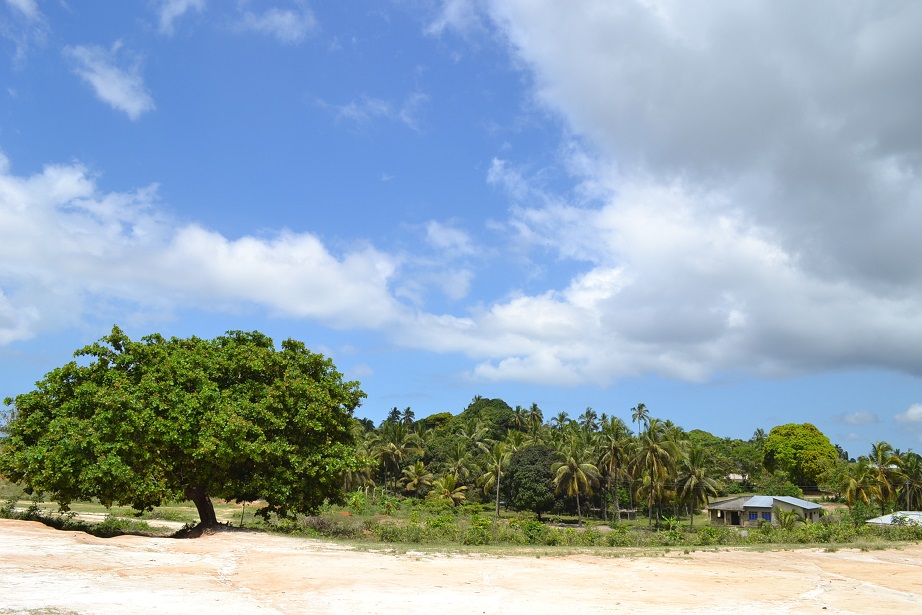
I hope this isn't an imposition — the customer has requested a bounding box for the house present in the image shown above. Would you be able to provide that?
[707,495,822,527]
[865,511,922,526]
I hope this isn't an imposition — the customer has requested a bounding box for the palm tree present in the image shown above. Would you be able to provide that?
[504,429,527,454]
[899,451,922,511]
[428,474,468,507]
[528,403,544,443]
[774,507,805,530]
[371,421,422,492]
[401,460,433,498]
[445,441,473,482]
[843,457,875,509]
[552,411,570,431]
[676,445,720,527]
[511,405,528,432]
[400,406,415,426]
[478,441,511,518]
[579,407,599,432]
[868,441,903,515]
[635,417,679,527]
[458,417,489,447]
[597,416,630,522]
[631,402,649,433]
[552,435,600,526]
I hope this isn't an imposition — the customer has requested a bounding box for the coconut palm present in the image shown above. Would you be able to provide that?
[843,457,875,509]
[868,441,903,514]
[631,402,650,432]
[552,435,600,526]
[579,407,599,432]
[428,474,468,507]
[635,417,679,527]
[511,405,528,432]
[898,451,922,511]
[597,416,631,522]
[401,460,433,498]
[504,429,527,454]
[445,441,473,482]
[478,441,511,518]
[552,411,570,431]
[774,507,805,530]
[527,403,544,443]
[676,445,720,527]
[371,421,422,492]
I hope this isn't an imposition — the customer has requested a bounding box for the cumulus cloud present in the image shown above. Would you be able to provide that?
[63,43,155,120]
[236,4,316,44]
[0,155,405,343]
[393,0,922,385]
[895,404,922,424]
[156,0,206,35]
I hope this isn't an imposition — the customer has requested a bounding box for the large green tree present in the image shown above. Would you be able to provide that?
[504,445,557,521]
[0,327,364,529]
[762,423,838,487]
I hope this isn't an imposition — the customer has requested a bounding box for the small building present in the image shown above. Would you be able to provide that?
[707,495,822,527]
[865,511,922,526]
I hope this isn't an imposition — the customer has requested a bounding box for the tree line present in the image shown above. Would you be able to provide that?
[349,397,922,526]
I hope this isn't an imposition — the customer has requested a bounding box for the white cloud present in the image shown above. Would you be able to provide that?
[425,221,474,256]
[395,0,922,385]
[64,43,155,120]
[0,155,404,343]
[236,4,316,45]
[157,0,206,35]
[895,404,922,424]
[840,411,879,426]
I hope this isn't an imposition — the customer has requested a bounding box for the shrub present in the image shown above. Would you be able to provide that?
[462,514,493,545]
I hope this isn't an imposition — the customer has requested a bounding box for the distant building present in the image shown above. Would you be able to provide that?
[865,511,922,526]
[707,495,822,527]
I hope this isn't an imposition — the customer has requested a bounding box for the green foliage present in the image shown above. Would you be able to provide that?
[504,445,557,519]
[455,396,516,441]
[0,326,364,526]
[763,423,838,486]
[752,470,804,498]
[462,513,494,545]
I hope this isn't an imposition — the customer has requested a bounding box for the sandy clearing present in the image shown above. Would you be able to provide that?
[1,519,921,614]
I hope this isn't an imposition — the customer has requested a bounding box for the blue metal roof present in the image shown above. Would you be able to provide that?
[743,495,822,510]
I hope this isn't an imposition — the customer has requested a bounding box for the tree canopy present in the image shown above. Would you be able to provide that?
[763,423,837,487]
[0,326,364,528]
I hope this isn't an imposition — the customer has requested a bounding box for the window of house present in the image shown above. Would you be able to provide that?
[748,512,758,521]
[762,512,772,521]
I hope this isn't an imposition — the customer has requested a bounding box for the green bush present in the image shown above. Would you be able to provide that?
[462,514,493,545]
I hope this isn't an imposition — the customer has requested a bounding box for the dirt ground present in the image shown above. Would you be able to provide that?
[2,519,921,614]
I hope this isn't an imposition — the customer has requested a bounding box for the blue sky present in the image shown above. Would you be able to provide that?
[1,0,921,456]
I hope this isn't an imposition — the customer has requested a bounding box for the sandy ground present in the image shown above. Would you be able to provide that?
[1,519,921,614]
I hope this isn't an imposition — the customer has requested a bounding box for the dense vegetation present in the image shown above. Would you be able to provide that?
[346,397,922,531]
[3,343,921,547]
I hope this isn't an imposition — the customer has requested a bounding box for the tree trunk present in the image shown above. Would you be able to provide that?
[576,492,582,527]
[494,472,501,519]
[186,485,218,527]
